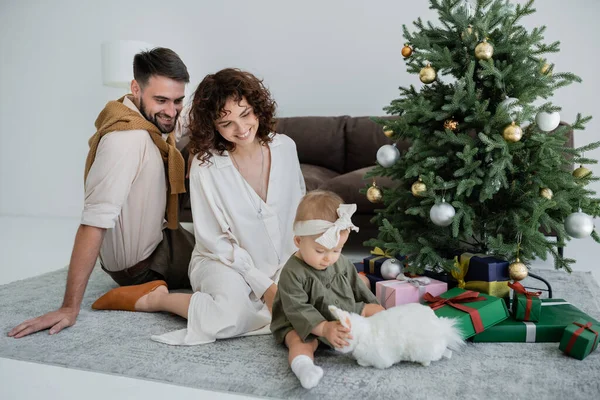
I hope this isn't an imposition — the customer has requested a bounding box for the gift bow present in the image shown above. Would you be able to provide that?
[509,282,541,321]
[396,274,431,287]
[424,290,487,333]
[370,247,393,258]
[508,282,541,298]
[564,322,599,356]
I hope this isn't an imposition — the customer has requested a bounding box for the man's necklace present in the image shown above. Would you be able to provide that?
[231,145,265,218]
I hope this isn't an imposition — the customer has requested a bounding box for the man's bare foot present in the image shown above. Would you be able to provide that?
[134,285,168,311]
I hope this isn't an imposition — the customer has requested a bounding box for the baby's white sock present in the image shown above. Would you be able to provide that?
[290,355,323,389]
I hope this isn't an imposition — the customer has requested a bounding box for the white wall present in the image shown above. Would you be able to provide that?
[1,0,599,268]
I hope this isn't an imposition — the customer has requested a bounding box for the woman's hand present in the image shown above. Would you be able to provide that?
[322,321,352,348]
[262,283,277,314]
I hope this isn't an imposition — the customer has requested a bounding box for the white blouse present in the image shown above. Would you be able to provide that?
[188,133,306,298]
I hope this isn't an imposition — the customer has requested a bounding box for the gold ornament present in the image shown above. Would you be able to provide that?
[475,39,494,60]
[573,165,592,179]
[508,258,529,281]
[539,59,552,75]
[443,119,459,131]
[401,44,413,58]
[461,25,478,41]
[411,178,427,197]
[382,125,394,138]
[541,63,552,75]
[419,64,436,84]
[367,181,383,203]
[540,188,554,200]
[503,121,523,143]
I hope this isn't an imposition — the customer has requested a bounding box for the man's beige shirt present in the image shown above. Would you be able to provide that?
[81,97,168,271]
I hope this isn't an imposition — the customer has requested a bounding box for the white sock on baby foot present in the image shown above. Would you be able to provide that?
[290,355,324,389]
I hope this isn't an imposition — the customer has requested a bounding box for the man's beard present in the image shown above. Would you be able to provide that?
[139,98,179,134]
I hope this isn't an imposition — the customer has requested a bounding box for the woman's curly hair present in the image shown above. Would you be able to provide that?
[188,68,277,165]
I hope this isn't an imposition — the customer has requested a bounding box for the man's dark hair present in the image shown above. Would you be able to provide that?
[133,47,189,88]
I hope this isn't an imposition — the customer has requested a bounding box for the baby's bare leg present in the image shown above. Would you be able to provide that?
[285,330,322,389]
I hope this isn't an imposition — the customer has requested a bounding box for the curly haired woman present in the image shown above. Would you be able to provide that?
[92,68,306,344]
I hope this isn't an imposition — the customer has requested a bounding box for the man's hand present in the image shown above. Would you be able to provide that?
[322,321,352,348]
[262,283,277,314]
[8,307,79,338]
[8,224,104,338]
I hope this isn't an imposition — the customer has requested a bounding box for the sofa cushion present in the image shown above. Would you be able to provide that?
[275,117,347,173]
[300,164,340,192]
[345,117,397,172]
[319,166,396,214]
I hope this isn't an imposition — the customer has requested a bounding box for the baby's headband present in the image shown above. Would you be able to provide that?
[293,204,359,249]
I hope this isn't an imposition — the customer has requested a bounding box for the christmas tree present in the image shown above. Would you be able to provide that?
[365,0,600,276]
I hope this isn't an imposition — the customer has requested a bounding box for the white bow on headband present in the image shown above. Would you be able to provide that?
[293,204,359,249]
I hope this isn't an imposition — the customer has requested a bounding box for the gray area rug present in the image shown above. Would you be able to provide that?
[1,267,600,400]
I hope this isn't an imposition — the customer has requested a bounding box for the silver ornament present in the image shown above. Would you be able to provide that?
[565,209,594,239]
[499,97,522,120]
[492,178,502,191]
[380,258,404,280]
[535,111,560,132]
[430,199,456,227]
[455,0,474,18]
[376,144,400,168]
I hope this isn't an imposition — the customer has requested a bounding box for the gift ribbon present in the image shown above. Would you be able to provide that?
[367,256,385,274]
[371,247,393,258]
[424,290,486,333]
[450,256,469,288]
[396,275,431,299]
[564,322,599,355]
[524,322,536,343]
[509,282,541,321]
[396,274,431,286]
[379,284,394,308]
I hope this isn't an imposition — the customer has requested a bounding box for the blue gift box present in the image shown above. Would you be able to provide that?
[364,273,384,293]
[462,253,510,282]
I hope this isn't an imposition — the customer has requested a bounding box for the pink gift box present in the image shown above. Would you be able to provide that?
[375,277,448,309]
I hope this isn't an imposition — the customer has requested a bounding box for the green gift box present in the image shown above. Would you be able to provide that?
[509,282,542,322]
[559,318,600,360]
[425,287,509,340]
[472,299,599,343]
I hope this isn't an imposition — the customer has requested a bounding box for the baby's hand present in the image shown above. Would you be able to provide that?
[361,303,385,317]
[323,321,352,348]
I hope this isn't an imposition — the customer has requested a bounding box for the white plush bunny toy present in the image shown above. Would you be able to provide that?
[328,303,464,369]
